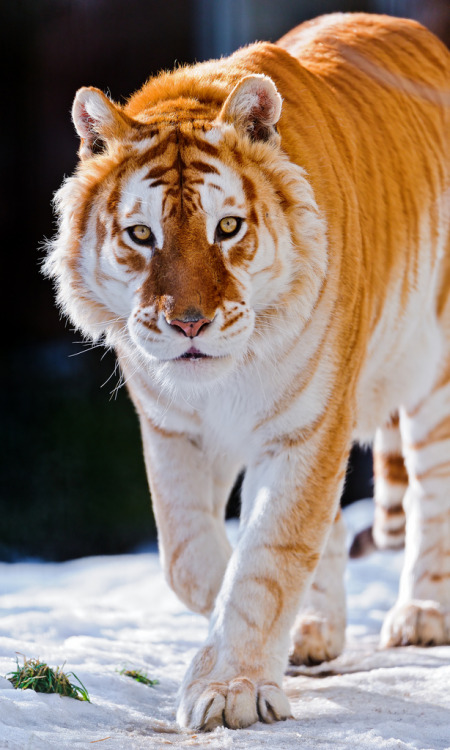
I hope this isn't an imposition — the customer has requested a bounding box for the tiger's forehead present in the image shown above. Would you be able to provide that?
[130,119,225,158]
[116,122,246,225]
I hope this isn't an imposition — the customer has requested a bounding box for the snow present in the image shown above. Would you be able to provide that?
[0,500,449,749]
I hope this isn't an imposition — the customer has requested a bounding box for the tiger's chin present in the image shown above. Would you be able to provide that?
[147,350,237,393]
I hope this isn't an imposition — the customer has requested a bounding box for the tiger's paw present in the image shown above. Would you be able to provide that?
[289,613,345,666]
[380,600,450,648]
[177,676,292,731]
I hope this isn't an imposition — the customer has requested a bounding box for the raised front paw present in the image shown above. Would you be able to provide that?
[380,600,450,648]
[177,675,292,730]
[167,534,231,616]
[289,612,345,666]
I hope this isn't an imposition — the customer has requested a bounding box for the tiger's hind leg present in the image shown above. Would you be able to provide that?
[380,381,450,647]
[289,510,346,665]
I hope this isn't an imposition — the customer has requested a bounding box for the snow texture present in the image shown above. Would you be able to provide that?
[0,500,449,749]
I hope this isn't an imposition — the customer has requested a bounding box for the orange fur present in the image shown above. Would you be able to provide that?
[45,13,450,731]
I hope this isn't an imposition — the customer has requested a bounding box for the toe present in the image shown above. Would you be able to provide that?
[200,689,227,731]
[224,678,258,729]
[257,683,292,723]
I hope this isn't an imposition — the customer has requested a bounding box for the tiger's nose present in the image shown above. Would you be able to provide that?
[170,315,211,338]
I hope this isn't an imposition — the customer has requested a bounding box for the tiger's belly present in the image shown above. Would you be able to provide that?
[355,304,443,442]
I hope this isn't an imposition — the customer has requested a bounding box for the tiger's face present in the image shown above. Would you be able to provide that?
[93,126,292,385]
[47,76,326,390]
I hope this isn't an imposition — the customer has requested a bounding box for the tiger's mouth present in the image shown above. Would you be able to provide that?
[177,346,210,360]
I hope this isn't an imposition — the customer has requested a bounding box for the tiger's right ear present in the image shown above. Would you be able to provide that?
[72,87,132,159]
[218,75,282,143]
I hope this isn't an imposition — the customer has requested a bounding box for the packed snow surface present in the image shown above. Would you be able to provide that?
[0,500,449,749]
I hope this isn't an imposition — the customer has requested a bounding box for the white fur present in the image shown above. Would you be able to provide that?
[222,75,283,128]
[374,477,405,509]
[72,88,115,140]
[45,88,450,730]
[290,513,347,665]
[374,421,403,455]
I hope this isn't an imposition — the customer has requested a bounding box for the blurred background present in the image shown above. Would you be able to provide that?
[1,0,449,561]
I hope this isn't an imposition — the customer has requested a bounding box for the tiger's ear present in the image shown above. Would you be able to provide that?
[218,74,282,143]
[72,87,132,159]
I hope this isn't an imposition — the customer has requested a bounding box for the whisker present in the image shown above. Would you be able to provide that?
[109,339,147,399]
[69,342,107,358]
[101,357,122,390]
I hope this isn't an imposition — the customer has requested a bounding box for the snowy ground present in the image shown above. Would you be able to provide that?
[0,500,449,750]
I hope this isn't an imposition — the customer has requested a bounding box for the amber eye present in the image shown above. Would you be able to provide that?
[127,224,154,246]
[216,216,242,241]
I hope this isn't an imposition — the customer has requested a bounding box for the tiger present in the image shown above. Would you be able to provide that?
[44,12,450,731]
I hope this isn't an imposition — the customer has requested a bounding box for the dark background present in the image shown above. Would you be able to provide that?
[1,0,449,561]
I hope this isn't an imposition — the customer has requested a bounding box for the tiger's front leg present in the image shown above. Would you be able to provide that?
[177,433,349,730]
[140,417,238,616]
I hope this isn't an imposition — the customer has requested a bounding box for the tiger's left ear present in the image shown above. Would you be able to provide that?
[218,74,282,143]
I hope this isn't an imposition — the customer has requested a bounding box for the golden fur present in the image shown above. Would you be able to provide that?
[45,13,450,730]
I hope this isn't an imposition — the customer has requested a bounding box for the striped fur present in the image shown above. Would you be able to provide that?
[350,414,408,557]
[373,414,408,549]
[45,13,450,730]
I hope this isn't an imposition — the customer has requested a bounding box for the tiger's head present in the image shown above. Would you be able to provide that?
[45,71,327,391]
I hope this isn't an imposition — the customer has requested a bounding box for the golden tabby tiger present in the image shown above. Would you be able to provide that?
[45,13,450,730]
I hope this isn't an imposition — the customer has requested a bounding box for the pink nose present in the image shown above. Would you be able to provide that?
[170,317,211,338]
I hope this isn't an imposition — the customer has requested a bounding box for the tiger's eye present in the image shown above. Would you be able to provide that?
[219,217,238,235]
[127,225,153,245]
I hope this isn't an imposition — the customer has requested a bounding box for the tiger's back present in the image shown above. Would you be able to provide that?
[277,12,450,435]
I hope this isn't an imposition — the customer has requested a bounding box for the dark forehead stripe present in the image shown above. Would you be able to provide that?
[191,137,220,158]
[134,132,177,168]
[178,186,203,218]
[175,127,221,159]
[151,132,221,217]
[146,164,172,189]
[129,126,159,142]
[146,165,170,180]
[144,156,218,193]
[147,178,168,188]
[189,160,219,175]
